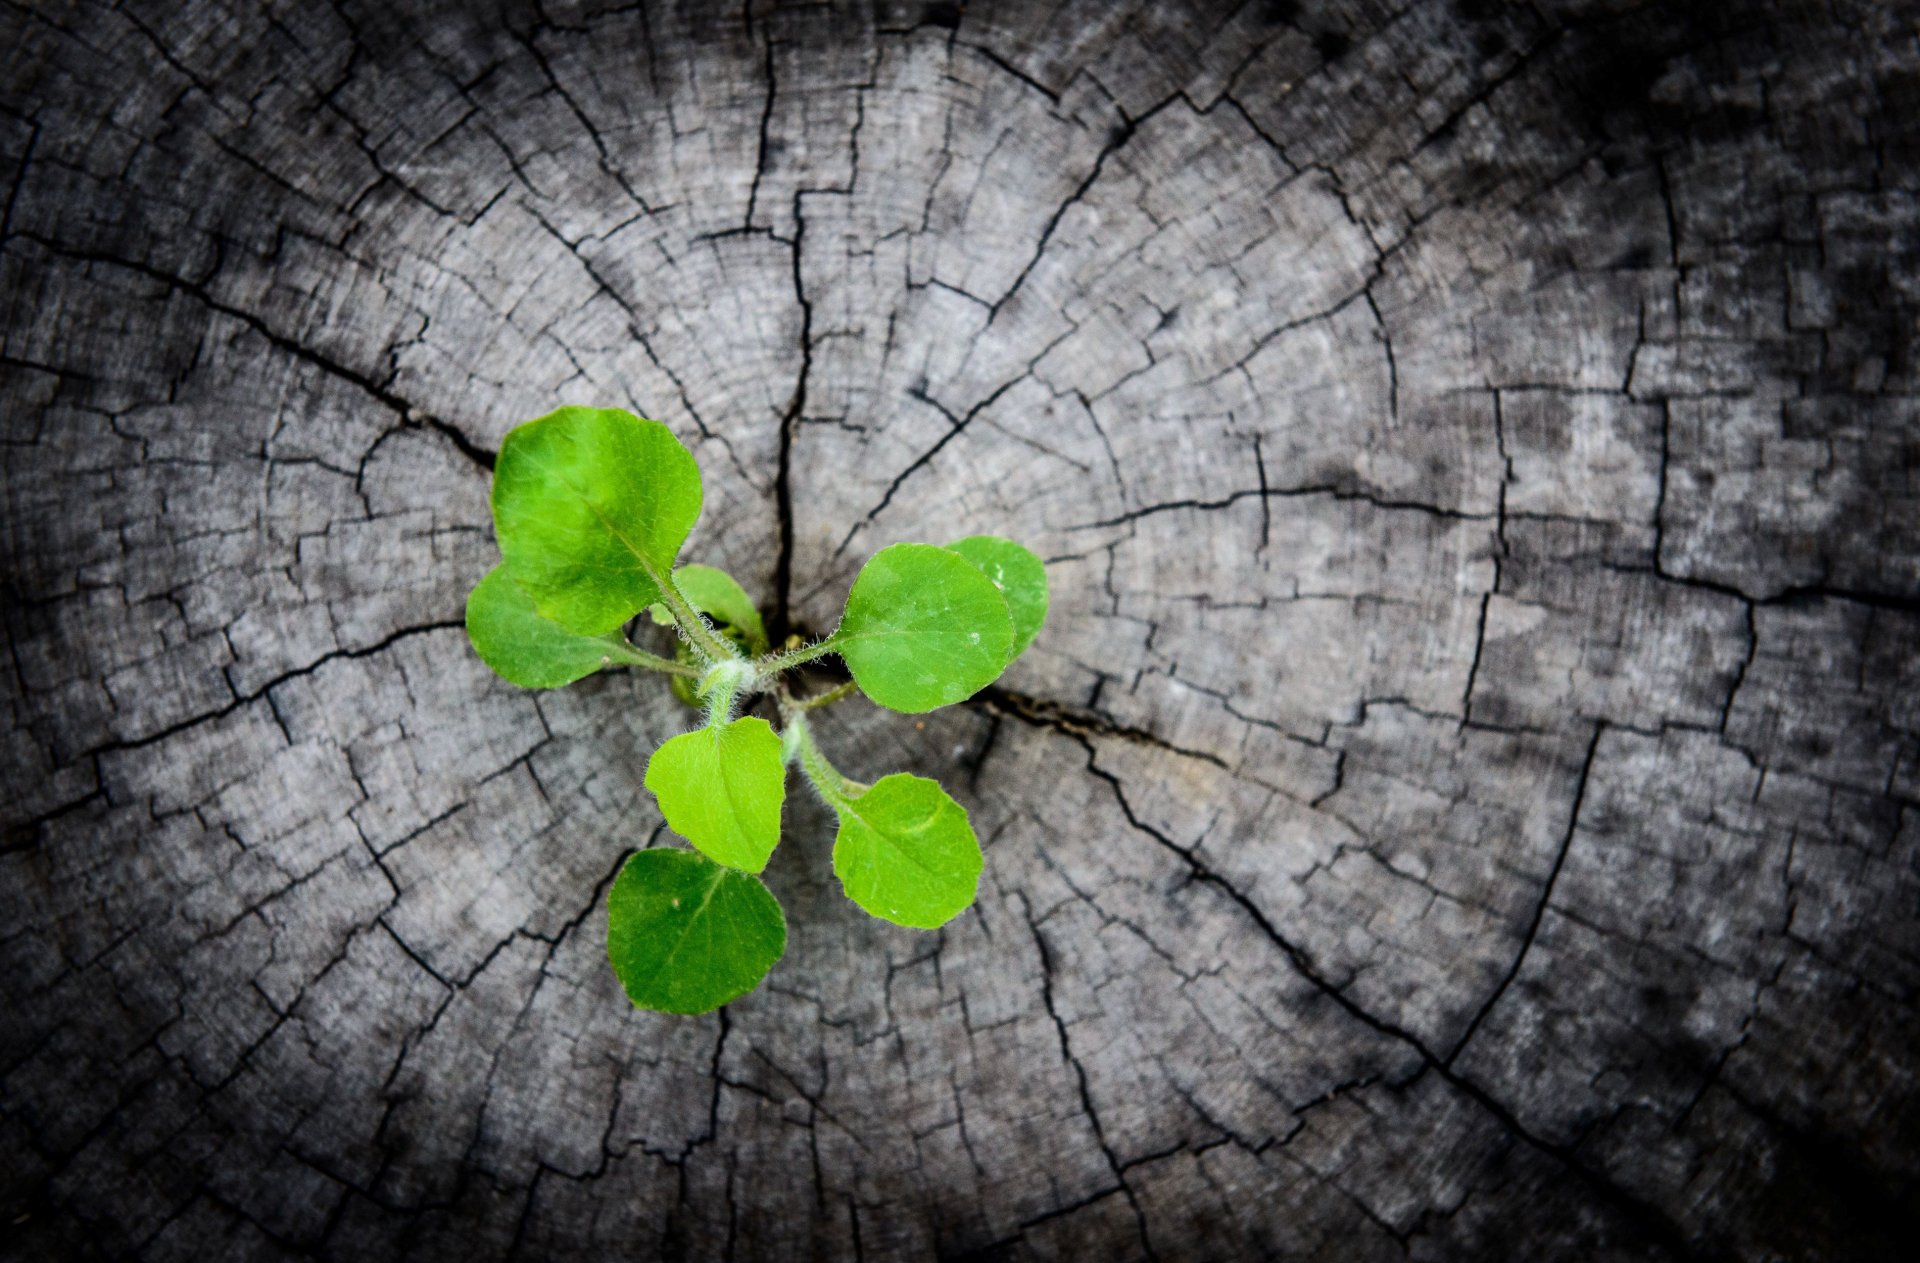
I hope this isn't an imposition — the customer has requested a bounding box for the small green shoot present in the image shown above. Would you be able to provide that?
[466,406,1048,1014]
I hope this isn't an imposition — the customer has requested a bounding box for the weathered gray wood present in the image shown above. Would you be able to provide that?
[4,0,1917,1258]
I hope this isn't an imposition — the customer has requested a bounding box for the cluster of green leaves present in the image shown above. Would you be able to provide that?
[465,407,1047,1014]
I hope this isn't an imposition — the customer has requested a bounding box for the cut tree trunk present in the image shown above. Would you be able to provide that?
[4,1,1918,1259]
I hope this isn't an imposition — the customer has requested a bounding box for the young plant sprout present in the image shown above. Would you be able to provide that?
[465,407,1047,1014]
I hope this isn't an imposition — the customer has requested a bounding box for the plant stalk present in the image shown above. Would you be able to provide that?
[699,660,755,727]
[651,570,740,665]
[604,638,703,679]
[756,637,839,678]
[795,679,859,711]
[780,710,865,806]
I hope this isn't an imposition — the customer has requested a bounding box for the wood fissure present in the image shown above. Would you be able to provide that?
[4,1,1917,1259]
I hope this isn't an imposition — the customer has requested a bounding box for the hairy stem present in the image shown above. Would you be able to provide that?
[605,638,703,679]
[780,710,866,805]
[795,679,859,711]
[653,570,741,664]
[699,660,755,727]
[757,637,839,678]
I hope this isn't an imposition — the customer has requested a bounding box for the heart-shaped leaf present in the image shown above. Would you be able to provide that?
[832,543,1013,713]
[466,564,643,688]
[492,407,703,635]
[645,717,787,873]
[606,848,786,1014]
[944,535,1048,664]
[831,773,983,929]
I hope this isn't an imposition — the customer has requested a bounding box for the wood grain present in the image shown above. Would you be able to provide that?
[4,1,1917,1258]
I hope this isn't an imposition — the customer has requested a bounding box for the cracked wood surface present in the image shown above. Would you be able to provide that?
[4,1,1918,1258]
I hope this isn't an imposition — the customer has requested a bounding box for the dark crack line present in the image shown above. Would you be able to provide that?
[675,1005,733,1209]
[1021,895,1159,1260]
[1067,725,1706,1263]
[745,22,777,229]
[1252,433,1272,555]
[0,116,38,246]
[1414,24,1564,155]
[1365,290,1398,422]
[986,94,1181,321]
[521,207,754,485]
[769,193,813,642]
[49,620,463,781]
[1652,400,1672,570]
[958,40,1061,106]
[1445,723,1604,1066]
[1720,603,1757,732]
[1072,482,1493,531]
[514,27,652,213]
[974,685,1230,771]
[1215,91,1297,170]
[21,233,494,471]
[832,372,1028,556]
[1460,592,1493,728]
[1609,560,1920,616]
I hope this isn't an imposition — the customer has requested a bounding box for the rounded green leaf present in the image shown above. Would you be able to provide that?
[606,848,786,1015]
[466,564,633,688]
[645,717,786,873]
[831,774,983,929]
[833,543,1014,713]
[944,535,1048,663]
[492,406,703,635]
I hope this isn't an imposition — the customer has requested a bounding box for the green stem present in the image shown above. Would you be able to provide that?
[756,636,839,678]
[702,672,738,727]
[795,679,859,711]
[604,638,702,679]
[650,569,739,665]
[781,711,865,807]
[696,659,757,727]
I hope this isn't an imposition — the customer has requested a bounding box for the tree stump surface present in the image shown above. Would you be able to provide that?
[4,1,1918,1258]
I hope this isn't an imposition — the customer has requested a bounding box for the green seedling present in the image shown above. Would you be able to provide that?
[465,406,1048,1014]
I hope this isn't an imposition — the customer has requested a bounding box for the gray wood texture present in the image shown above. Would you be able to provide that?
[4,1,1918,1258]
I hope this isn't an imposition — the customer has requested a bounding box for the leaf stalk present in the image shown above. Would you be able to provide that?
[756,637,839,679]
[795,679,858,711]
[654,570,742,665]
[780,710,865,806]
[606,637,703,679]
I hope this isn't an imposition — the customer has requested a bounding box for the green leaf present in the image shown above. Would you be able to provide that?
[645,717,786,873]
[832,543,1014,713]
[606,848,786,1014]
[831,774,983,929]
[944,535,1048,663]
[466,564,635,688]
[492,406,703,635]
